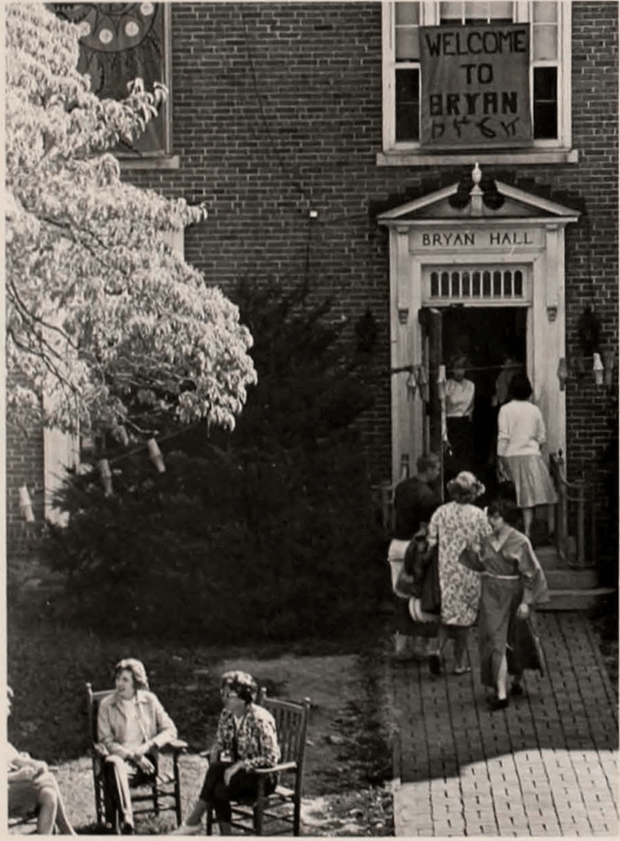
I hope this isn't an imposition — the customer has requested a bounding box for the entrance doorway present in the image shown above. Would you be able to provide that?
[441,306,528,499]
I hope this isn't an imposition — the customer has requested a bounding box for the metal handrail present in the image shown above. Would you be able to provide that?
[549,451,597,568]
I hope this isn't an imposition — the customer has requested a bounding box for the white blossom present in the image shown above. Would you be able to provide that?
[6,2,257,435]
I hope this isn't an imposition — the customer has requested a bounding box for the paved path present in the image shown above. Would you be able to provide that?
[387,612,618,836]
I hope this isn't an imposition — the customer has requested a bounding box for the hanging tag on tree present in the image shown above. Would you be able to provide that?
[147,438,166,473]
[98,459,113,496]
[19,486,35,522]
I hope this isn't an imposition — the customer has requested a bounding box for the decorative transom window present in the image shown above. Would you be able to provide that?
[424,264,530,304]
[382,1,571,156]
[53,3,172,158]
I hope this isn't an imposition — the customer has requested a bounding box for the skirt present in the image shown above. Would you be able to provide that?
[503,454,558,508]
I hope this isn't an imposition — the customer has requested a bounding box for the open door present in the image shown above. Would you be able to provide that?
[419,307,445,502]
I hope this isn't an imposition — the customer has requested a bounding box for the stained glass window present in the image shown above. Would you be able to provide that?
[53,3,171,156]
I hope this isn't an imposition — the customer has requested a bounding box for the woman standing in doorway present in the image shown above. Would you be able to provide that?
[445,355,476,479]
[497,373,557,539]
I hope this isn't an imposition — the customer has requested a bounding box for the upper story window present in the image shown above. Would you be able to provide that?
[53,3,172,159]
[381,1,573,164]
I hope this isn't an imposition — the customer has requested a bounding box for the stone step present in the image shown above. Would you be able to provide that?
[544,568,599,590]
[539,587,616,612]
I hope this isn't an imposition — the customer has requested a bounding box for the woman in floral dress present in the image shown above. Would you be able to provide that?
[426,471,491,675]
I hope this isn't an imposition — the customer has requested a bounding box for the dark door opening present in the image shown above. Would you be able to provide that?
[441,306,527,499]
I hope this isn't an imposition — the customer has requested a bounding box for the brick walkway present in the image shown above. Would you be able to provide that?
[388,612,618,836]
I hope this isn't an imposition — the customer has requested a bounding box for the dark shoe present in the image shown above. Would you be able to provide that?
[121,823,134,835]
[429,653,442,676]
[510,682,524,697]
[489,697,509,712]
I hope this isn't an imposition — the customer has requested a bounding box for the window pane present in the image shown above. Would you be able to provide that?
[451,272,460,296]
[440,2,464,21]
[431,272,439,297]
[533,1,558,23]
[533,67,558,139]
[396,29,420,60]
[465,1,487,20]
[514,271,523,297]
[483,271,491,297]
[533,24,558,60]
[462,273,471,297]
[395,2,420,25]
[472,271,480,297]
[489,1,513,19]
[493,271,502,296]
[395,69,420,141]
[504,271,512,296]
[441,272,450,297]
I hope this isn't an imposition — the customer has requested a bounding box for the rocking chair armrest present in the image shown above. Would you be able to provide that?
[254,761,297,774]
[91,742,110,759]
[160,738,188,753]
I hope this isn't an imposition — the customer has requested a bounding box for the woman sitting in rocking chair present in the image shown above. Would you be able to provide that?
[97,658,178,834]
[173,671,280,836]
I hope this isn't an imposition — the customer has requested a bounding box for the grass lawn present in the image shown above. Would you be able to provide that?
[8,604,395,835]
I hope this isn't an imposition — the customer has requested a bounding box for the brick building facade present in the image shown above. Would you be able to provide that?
[7,2,619,568]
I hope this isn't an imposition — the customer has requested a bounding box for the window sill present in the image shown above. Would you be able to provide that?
[376,149,579,167]
[119,155,180,171]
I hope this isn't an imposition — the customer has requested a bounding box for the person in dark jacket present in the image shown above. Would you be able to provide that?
[387,452,441,659]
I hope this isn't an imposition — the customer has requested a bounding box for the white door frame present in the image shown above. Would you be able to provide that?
[380,184,580,484]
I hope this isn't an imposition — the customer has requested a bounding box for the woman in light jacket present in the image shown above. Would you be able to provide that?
[97,658,178,834]
[460,498,549,710]
[497,373,557,539]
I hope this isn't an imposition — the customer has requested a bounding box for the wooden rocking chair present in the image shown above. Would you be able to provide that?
[206,689,311,836]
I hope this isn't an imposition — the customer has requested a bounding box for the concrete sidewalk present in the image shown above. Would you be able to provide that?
[387,612,618,836]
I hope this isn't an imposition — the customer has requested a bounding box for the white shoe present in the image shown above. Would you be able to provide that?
[170,823,202,835]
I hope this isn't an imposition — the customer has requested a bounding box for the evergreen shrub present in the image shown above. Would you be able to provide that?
[41,280,388,642]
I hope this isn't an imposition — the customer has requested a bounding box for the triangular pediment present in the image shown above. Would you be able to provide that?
[378,181,581,223]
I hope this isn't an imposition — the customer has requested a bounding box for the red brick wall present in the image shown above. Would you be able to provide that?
[7,1,618,562]
[126,1,618,487]
[6,419,45,567]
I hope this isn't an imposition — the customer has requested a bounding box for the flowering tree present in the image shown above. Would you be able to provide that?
[6,2,256,437]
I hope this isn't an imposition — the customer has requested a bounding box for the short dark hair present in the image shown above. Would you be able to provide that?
[417,452,440,474]
[508,373,533,401]
[487,497,520,526]
[220,670,257,705]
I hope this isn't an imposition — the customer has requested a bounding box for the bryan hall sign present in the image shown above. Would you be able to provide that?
[420,24,532,150]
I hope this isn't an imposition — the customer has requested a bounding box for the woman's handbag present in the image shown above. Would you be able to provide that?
[394,563,417,599]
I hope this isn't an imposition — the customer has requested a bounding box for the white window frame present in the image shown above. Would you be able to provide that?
[379,0,575,166]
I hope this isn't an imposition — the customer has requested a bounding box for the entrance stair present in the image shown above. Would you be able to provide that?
[535,545,615,611]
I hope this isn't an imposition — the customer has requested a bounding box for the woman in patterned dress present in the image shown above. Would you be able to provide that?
[172,671,280,836]
[426,471,492,676]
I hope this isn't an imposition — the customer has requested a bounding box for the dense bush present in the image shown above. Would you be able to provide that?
[40,280,388,642]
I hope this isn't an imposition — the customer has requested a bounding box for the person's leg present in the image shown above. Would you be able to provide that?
[42,775,76,835]
[547,504,555,537]
[428,624,448,674]
[522,506,534,537]
[453,626,471,673]
[174,761,229,831]
[36,785,58,835]
[103,755,134,832]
